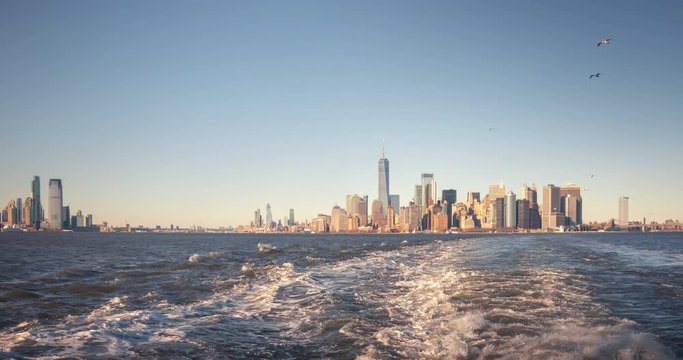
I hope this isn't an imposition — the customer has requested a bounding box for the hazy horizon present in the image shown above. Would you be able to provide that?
[2,1,682,227]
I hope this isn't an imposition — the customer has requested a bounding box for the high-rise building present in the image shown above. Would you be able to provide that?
[15,198,22,224]
[265,203,273,228]
[414,184,423,228]
[504,192,517,228]
[389,194,400,218]
[442,189,457,228]
[330,205,347,232]
[254,209,262,227]
[371,199,385,227]
[516,199,530,229]
[466,192,480,209]
[542,184,561,230]
[488,184,506,199]
[619,197,629,225]
[22,198,33,226]
[560,184,582,225]
[86,214,93,227]
[5,200,17,225]
[62,206,71,229]
[31,176,42,228]
[421,174,436,208]
[378,150,390,218]
[288,209,295,226]
[494,197,505,229]
[48,179,63,230]
[346,194,368,226]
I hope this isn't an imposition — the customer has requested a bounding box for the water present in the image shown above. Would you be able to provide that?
[0,232,681,359]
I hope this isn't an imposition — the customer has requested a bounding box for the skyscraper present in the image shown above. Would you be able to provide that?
[15,198,22,224]
[371,199,385,227]
[619,197,629,225]
[542,184,561,230]
[421,174,436,209]
[504,191,517,228]
[378,150,390,218]
[389,194,400,217]
[254,209,262,227]
[516,199,530,229]
[48,179,63,230]
[265,203,273,228]
[414,184,423,228]
[442,189,457,228]
[346,194,368,226]
[488,184,506,199]
[288,209,295,226]
[62,206,71,229]
[560,184,582,225]
[31,176,42,228]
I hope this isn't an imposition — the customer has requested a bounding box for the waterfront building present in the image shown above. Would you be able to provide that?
[86,214,93,227]
[488,184,506,199]
[330,205,348,232]
[619,197,629,225]
[421,174,436,209]
[542,184,561,230]
[466,192,480,209]
[31,176,42,228]
[5,200,17,225]
[378,150,390,218]
[346,194,368,226]
[399,202,420,232]
[265,203,273,228]
[548,212,566,230]
[442,189,457,228]
[22,197,33,226]
[62,206,71,229]
[504,192,517,228]
[560,184,582,225]
[311,214,330,233]
[15,198,22,224]
[371,199,385,227]
[494,197,505,229]
[517,199,530,229]
[389,194,400,219]
[75,210,85,228]
[254,209,262,227]
[414,184,423,227]
[564,194,582,226]
[48,179,63,230]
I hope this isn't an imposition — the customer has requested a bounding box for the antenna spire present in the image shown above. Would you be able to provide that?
[382,139,385,158]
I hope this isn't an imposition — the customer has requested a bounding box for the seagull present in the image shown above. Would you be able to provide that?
[597,38,612,47]
[589,174,595,179]
[590,73,601,79]
[489,127,496,131]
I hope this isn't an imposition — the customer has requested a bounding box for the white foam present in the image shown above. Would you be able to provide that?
[188,254,201,263]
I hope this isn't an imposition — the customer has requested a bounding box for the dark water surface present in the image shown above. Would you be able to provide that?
[1,232,682,359]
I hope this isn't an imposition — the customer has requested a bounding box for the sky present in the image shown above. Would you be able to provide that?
[1,0,682,227]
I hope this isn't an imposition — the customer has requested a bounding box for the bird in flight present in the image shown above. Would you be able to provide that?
[590,73,601,79]
[489,127,496,132]
[597,38,612,47]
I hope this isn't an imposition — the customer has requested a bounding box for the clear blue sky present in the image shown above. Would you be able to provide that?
[2,0,682,227]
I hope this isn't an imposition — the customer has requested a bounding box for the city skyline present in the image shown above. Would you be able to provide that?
[2,1,682,226]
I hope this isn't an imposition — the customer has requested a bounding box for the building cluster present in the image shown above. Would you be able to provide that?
[1,176,97,231]
[242,152,601,233]
[315,153,588,233]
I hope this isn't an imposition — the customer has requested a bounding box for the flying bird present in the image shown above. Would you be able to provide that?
[489,127,496,132]
[590,73,601,79]
[597,38,612,47]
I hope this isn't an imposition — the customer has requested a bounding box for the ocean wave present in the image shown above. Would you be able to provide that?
[257,242,278,254]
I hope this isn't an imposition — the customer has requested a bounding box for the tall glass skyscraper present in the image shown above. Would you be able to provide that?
[619,197,629,225]
[48,179,63,230]
[378,150,390,218]
[31,176,42,228]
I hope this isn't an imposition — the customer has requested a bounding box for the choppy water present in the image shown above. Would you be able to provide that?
[1,232,682,359]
